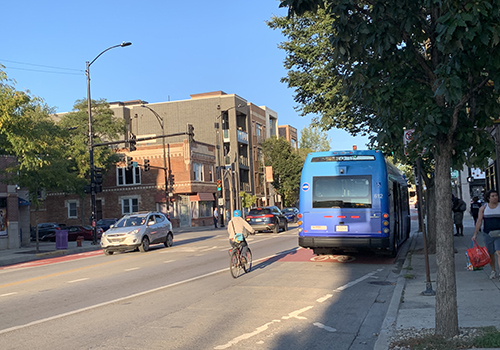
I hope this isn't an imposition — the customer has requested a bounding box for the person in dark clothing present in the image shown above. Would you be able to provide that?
[470,196,482,230]
[452,195,467,236]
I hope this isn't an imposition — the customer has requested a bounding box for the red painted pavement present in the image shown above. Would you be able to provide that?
[0,250,103,270]
[278,248,396,264]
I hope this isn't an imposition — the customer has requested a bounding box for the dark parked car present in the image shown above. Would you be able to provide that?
[42,225,104,242]
[32,223,62,241]
[245,206,288,233]
[282,207,299,223]
[96,218,117,232]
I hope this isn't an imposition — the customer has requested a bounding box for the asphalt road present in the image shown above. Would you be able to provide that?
[0,226,404,350]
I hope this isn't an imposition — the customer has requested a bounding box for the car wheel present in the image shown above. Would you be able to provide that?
[283,221,288,232]
[273,222,279,234]
[103,249,113,256]
[164,233,173,247]
[138,236,150,252]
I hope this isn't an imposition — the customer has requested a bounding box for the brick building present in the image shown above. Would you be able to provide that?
[33,139,217,229]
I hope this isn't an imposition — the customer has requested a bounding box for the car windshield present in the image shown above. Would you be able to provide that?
[248,208,272,216]
[282,208,294,213]
[115,216,147,228]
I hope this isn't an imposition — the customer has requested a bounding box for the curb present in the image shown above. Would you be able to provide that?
[374,231,418,350]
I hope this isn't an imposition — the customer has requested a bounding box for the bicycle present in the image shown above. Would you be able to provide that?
[229,234,252,278]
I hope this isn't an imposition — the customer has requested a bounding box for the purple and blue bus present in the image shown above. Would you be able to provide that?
[298,150,410,256]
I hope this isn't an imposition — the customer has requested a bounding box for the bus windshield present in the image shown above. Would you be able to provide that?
[312,175,372,208]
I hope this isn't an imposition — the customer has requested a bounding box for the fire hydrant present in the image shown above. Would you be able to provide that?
[76,236,84,247]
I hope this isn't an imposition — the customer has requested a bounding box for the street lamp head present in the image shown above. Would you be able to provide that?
[121,42,132,47]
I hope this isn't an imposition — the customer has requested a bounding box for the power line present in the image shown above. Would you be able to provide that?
[2,66,82,76]
[0,58,83,74]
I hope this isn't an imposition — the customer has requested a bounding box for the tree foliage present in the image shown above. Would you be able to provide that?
[0,68,77,208]
[240,191,257,213]
[275,0,500,337]
[56,99,125,183]
[261,137,303,207]
[299,124,331,152]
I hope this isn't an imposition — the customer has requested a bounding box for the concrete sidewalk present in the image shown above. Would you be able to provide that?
[375,219,500,349]
[0,225,225,268]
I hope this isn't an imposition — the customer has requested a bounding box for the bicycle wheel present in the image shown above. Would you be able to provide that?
[230,251,241,278]
[242,248,252,273]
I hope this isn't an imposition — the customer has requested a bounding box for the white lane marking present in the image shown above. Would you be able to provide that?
[201,246,218,252]
[124,267,140,271]
[316,294,333,303]
[214,320,281,350]
[68,278,89,284]
[214,269,383,349]
[282,306,313,320]
[163,260,174,264]
[0,251,290,336]
[1,292,18,297]
[313,322,337,332]
[334,269,382,291]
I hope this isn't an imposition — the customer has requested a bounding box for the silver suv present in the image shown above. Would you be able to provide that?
[100,212,173,255]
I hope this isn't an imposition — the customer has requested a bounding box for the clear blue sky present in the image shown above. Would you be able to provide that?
[2,0,370,150]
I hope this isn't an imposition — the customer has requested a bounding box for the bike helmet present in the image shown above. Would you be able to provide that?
[233,210,242,217]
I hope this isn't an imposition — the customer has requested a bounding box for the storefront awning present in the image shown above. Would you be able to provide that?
[190,193,215,202]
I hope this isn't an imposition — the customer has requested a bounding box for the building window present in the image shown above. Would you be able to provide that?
[208,165,214,182]
[193,163,204,181]
[68,201,78,219]
[122,198,139,214]
[117,167,141,186]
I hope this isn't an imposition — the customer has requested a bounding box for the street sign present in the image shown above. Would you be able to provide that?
[218,198,224,206]
[451,170,459,179]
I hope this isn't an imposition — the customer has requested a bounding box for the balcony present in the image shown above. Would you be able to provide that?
[240,182,251,192]
[222,129,248,144]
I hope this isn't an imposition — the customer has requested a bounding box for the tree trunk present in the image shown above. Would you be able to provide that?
[434,142,459,337]
[427,184,437,253]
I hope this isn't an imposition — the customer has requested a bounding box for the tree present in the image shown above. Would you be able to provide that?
[0,68,79,250]
[299,124,331,154]
[56,99,125,186]
[275,0,500,337]
[261,137,303,207]
[240,191,257,216]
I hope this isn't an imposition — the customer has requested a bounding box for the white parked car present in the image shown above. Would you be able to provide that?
[100,212,173,255]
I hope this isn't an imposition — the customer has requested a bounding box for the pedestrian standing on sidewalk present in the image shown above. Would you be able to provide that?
[452,195,467,236]
[470,196,482,229]
[472,189,500,279]
[213,207,219,228]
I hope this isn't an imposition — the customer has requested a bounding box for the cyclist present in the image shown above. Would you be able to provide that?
[227,209,255,258]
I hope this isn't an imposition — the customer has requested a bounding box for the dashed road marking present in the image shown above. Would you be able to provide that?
[214,269,384,349]
[1,292,18,297]
[124,267,140,271]
[68,278,89,283]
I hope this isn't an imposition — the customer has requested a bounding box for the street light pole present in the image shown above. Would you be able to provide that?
[86,41,131,245]
[140,105,170,215]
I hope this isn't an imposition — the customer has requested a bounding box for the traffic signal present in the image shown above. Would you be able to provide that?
[217,180,222,191]
[126,156,133,170]
[129,133,137,152]
[143,159,150,172]
[187,124,194,143]
[94,167,103,185]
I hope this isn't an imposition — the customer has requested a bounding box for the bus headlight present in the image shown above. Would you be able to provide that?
[383,228,390,234]
[298,227,303,232]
